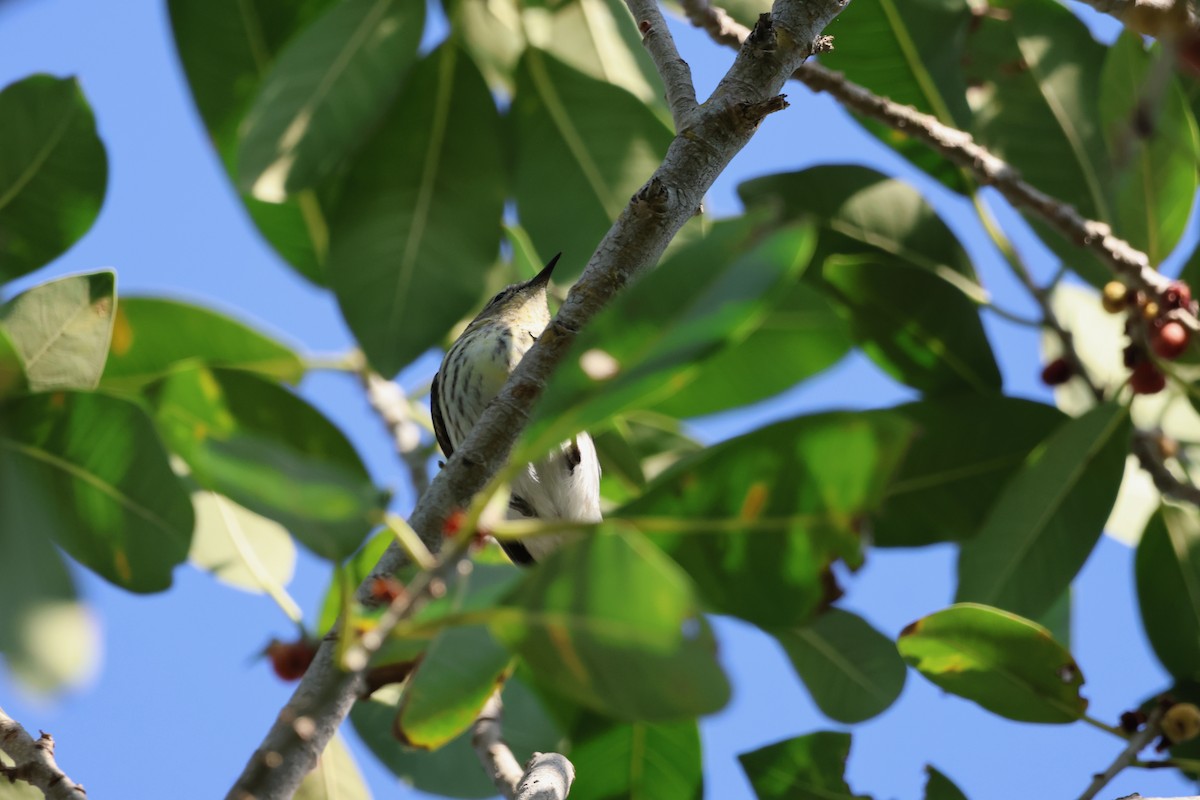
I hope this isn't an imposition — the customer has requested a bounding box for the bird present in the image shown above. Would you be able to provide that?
[430,254,602,565]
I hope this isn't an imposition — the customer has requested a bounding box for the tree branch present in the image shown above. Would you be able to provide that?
[225,1,850,797]
[1078,702,1166,800]
[471,694,526,800]
[627,0,700,130]
[0,708,87,800]
[516,753,576,800]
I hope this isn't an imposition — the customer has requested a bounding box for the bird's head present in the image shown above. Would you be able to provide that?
[469,253,560,332]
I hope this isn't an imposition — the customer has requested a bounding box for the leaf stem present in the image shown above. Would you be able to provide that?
[383,513,436,570]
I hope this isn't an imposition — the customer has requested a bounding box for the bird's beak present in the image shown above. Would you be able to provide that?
[529,253,561,289]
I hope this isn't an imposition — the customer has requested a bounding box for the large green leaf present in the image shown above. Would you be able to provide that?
[874,396,1066,547]
[738,165,979,285]
[956,402,1130,619]
[1137,506,1200,681]
[0,327,28,399]
[511,48,673,280]
[188,487,297,596]
[619,411,914,628]
[493,527,730,721]
[0,75,107,281]
[738,732,870,800]
[1099,34,1199,265]
[1,270,115,392]
[167,0,340,284]
[101,297,304,393]
[521,223,814,458]
[898,603,1087,723]
[824,255,1000,396]
[352,675,561,799]
[773,609,906,724]
[0,392,194,592]
[238,0,424,200]
[295,733,371,800]
[150,366,382,561]
[566,715,702,800]
[818,0,972,188]
[394,625,513,750]
[329,43,505,375]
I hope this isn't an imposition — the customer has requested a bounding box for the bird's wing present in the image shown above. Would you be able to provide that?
[430,370,455,458]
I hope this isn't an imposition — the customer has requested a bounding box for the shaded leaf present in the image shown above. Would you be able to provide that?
[493,527,730,721]
[898,603,1087,723]
[1100,34,1199,264]
[329,43,505,375]
[738,732,870,800]
[1,270,115,391]
[824,255,1000,396]
[238,0,424,200]
[567,715,702,800]
[167,0,340,283]
[1136,506,1200,681]
[594,412,702,506]
[295,733,372,800]
[773,609,906,724]
[189,488,296,595]
[150,366,382,561]
[522,222,814,458]
[620,411,914,628]
[0,327,27,399]
[874,396,1065,547]
[102,297,304,392]
[512,48,672,280]
[924,766,968,800]
[956,402,1130,619]
[0,392,193,592]
[0,75,107,281]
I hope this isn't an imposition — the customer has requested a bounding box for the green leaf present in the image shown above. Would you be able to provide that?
[511,48,673,280]
[1,270,115,392]
[522,222,814,458]
[1137,506,1200,681]
[620,411,914,628]
[352,675,561,799]
[1100,34,1200,265]
[150,366,382,561]
[238,0,424,200]
[898,603,1087,723]
[394,626,512,750]
[737,165,979,284]
[295,733,372,800]
[0,392,194,592]
[329,43,505,375]
[566,715,703,800]
[0,497,97,694]
[738,732,870,800]
[819,0,973,188]
[594,413,702,506]
[167,0,340,284]
[493,527,730,721]
[773,609,906,724]
[0,327,27,399]
[924,766,968,800]
[189,488,297,596]
[101,297,304,393]
[318,529,390,634]
[824,255,1000,396]
[0,75,107,281]
[956,402,1130,619]
[874,396,1066,547]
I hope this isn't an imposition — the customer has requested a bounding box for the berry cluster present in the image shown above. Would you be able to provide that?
[1041,279,1195,395]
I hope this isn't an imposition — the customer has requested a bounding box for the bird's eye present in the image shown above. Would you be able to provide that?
[483,287,514,311]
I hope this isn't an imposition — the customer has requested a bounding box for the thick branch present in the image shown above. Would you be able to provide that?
[471,694,526,800]
[516,754,576,800]
[226,1,849,797]
[0,708,87,800]
[627,0,700,130]
[1078,703,1166,800]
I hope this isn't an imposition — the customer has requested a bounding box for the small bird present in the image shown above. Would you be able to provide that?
[430,254,602,565]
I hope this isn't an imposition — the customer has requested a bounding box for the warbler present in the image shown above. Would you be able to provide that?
[430,254,602,565]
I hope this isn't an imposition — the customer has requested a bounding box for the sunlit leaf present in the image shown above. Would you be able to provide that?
[295,733,372,800]
[189,488,296,596]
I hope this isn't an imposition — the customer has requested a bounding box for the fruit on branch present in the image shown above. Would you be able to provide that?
[1163,702,1200,744]
[1162,281,1193,311]
[1041,358,1073,386]
[1102,281,1130,314]
[1151,321,1191,360]
[1130,361,1166,395]
[267,637,318,682]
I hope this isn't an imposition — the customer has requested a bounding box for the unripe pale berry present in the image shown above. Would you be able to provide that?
[1102,281,1129,313]
[1163,702,1200,744]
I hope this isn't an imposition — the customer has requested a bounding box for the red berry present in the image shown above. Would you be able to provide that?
[1152,321,1191,360]
[267,638,316,681]
[1163,281,1193,311]
[369,575,405,604]
[1041,358,1073,386]
[1131,361,1166,395]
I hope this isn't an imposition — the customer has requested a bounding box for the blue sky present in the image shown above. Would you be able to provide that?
[0,0,1194,798]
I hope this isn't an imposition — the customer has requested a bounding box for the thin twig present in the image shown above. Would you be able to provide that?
[626,0,700,130]
[471,693,528,800]
[0,708,87,800]
[1078,702,1167,800]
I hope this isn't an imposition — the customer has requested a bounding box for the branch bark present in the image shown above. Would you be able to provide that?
[0,708,87,800]
[225,0,850,797]
[471,694,526,800]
